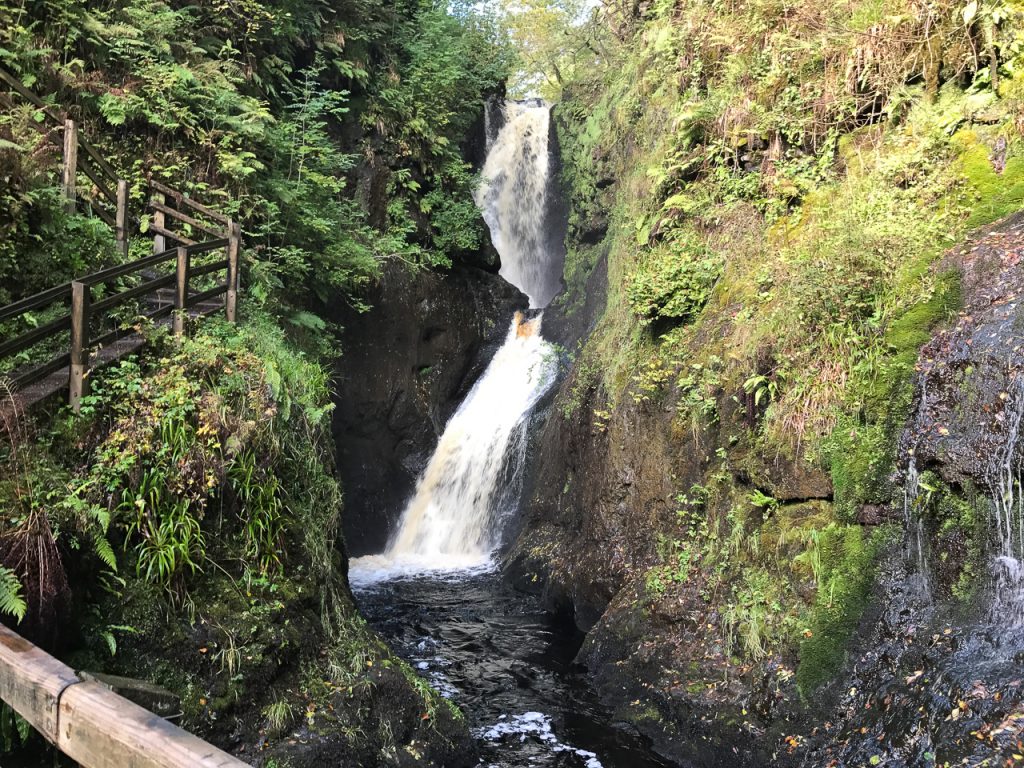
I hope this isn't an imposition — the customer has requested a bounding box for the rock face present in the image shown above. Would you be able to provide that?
[507,360,833,765]
[330,263,526,556]
[796,212,1024,767]
[901,211,1024,488]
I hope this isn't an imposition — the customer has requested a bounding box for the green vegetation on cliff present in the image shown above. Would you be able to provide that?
[1,318,467,761]
[536,0,1024,722]
[0,0,511,319]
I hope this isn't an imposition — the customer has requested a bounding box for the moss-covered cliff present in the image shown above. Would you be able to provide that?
[510,1,1024,763]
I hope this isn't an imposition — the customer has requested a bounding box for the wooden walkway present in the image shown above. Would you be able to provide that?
[0,66,242,413]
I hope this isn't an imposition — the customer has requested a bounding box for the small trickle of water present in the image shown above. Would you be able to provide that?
[987,374,1024,627]
[902,456,932,600]
[475,102,562,309]
[349,312,557,585]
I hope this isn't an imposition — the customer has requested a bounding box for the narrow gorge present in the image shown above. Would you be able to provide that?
[3,2,1024,768]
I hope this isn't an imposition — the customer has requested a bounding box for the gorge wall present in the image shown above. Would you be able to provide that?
[501,3,1024,765]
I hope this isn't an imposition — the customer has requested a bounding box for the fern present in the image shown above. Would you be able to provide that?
[92,534,118,573]
[0,567,26,623]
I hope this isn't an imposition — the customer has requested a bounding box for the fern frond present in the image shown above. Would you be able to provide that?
[93,534,119,573]
[0,566,27,623]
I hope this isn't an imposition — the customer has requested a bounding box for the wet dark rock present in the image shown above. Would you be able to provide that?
[329,263,526,556]
[901,211,1024,488]
[794,211,1024,766]
[855,503,892,526]
[504,359,780,765]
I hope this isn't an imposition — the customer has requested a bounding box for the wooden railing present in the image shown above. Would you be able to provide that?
[0,66,242,412]
[0,67,130,250]
[0,623,249,767]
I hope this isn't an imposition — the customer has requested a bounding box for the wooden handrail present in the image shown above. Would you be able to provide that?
[149,200,228,240]
[0,284,71,324]
[0,313,71,358]
[149,180,232,225]
[81,247,179,287]
[0,624,250,767]
[149,222,196,246]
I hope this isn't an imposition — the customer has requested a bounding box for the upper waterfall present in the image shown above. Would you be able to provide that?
[475,102,563,309]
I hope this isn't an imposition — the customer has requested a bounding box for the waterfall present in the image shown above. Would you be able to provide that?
[349,101,563,585]
[902,456,932,600]
[475,101,563,309]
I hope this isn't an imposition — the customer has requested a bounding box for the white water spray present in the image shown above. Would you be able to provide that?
[350,101,563,585]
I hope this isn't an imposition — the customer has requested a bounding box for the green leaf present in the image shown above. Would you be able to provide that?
[93,534,118,572]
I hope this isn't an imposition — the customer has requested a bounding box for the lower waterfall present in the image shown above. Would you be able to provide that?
[349,312,556,584]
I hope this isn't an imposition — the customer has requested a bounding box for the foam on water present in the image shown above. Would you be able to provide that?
[477,712,604,768]
[348,554,497,588]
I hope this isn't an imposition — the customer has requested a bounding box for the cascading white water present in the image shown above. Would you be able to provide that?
[349,101,562,585]
[475,102,563,309]
[350,313,556,583]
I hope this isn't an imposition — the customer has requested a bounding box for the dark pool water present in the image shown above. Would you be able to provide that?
[352,570,675,768]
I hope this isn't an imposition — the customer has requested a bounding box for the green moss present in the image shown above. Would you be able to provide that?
[796,524,889,695]
[917,478,990,603]
[828,420,891,522]
[884,270,960,372]
[954,131,1024,229]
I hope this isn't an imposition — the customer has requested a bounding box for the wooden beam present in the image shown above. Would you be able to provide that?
[69,280,90,413]
[226,221,239,323]
[149,201,227,240]
[152,192,166,253]
[149,180,231,225]
[62,119,78,215]
[78,157,115,205]
[0,65,62,123]
[0,624,250,767]
[0,624,79,743]
[77,135,119,187]
[149,222,196,247]
[174,246,189,337]
[116,180,129,258]
[58,682,249,768]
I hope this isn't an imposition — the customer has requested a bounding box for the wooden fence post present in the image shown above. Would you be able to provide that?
[226,221,239,323]
[69,281,90,413]
[62,119,78,215]
[152,193,166,254]
[174,246,189,337]
[115,180,129,258]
